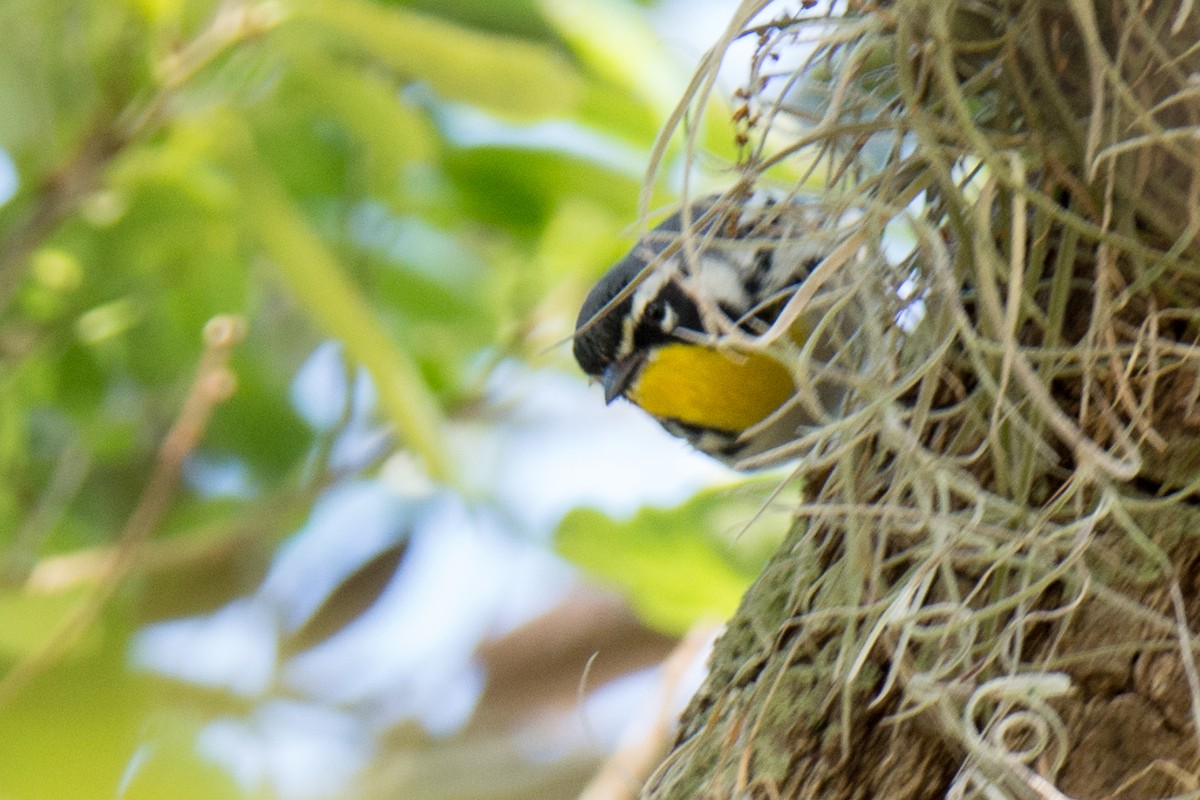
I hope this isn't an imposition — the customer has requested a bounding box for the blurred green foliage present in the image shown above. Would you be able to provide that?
[0,0,768,797]
[557,482,793,633]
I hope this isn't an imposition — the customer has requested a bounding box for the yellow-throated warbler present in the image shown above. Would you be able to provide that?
[573,195,852,466]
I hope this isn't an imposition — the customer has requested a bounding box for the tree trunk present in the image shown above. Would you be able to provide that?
[643,2,1200,797]
[647,509,1200,799]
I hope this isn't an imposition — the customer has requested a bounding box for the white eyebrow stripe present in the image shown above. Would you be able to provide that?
[630,267,671,318]
[617,264,673,358]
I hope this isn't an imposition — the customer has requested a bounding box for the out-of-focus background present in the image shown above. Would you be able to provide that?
[0,1,795,797]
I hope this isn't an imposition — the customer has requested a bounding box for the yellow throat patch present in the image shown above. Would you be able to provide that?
[626,343,796,433]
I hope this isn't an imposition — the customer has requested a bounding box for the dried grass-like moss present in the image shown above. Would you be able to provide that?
[643,2,1200,798]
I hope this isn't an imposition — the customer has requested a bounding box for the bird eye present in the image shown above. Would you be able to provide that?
[645,298,669,326]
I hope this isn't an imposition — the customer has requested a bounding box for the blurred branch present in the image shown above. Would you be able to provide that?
[307,344,368,482]
[23,429,394,595]
[0,0,281,315]
[0,126,127,313]
[234,145,451,481]
[473,588,679,733]
[578,623,717,800]
[0,316,243,709]
[155,1,283,92]
[0,440,90,588]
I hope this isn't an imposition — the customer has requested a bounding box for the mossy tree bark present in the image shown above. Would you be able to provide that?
[643,2,1200,797]
[647,510,1200,799]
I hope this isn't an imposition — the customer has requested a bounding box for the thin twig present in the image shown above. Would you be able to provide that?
[0,0,279,315]
[0,316,244,710]
[578,624,718,800]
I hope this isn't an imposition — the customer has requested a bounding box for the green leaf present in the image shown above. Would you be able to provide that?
[119,713,249,800]
[538,0,687,117]
[539,0,740,164]
[224,121,451,481]
[400,0,557,41]
[296,0,586,119]
[0,586,94,659]
[203,354,312,480]
[555,482,790,633]
[0,617,148,800]
[281,45,440,176]
[444,146,641,236]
